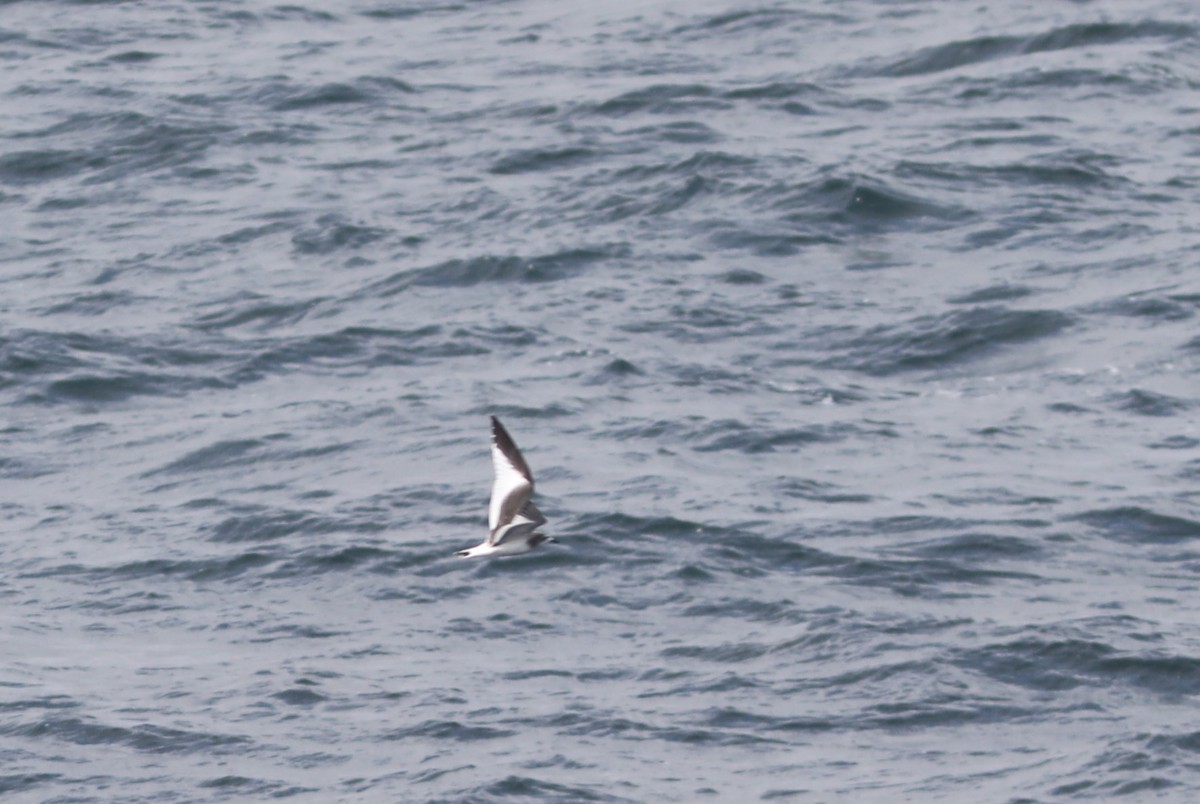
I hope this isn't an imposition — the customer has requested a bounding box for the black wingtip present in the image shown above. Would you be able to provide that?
[489,415,533,482]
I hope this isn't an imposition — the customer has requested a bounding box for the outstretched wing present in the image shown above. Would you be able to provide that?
[488,417,539,541]
[491,500,549,547]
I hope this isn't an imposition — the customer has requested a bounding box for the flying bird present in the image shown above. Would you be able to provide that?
[456,416,557,558]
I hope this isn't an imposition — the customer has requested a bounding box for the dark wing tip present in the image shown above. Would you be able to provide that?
[490,415,533,482]
[491,415,513,446]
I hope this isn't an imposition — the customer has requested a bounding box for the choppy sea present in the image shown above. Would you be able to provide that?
[3,0,1200,801]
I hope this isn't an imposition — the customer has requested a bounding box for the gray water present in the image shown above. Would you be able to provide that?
[3,0,1200,801]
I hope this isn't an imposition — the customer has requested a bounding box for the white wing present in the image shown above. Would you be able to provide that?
[488,416,535,534]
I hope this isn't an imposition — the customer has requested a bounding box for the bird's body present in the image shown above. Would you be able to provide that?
[456,417,556,558]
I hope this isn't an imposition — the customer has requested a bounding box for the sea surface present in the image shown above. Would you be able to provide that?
[2,0,1200,801]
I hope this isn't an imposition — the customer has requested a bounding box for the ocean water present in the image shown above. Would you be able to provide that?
[2,0,1200,800]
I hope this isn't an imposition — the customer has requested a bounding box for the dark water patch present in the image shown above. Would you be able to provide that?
[814,660,944,692]
[0,773,61,795]
[0,149,94,185]
[586,357,644,384]
[87,552,275,582]
[261,78,410,112]
[764,175,968,229]
[861,515,980,535]
[620,303,773,345]
[40,371,228,404]
[381,484,473,513]
[477,402,576,421]
[1146,731,1200,755]
[360,6,467,21]
[860,700,1036,730]
[231,325,476,380]
[636,149,758,179]
[670,563,718,583]
[152,439,265,474]
[1109,388,1190,417]
[0,695,79,712]
[198,775,288,796]
[1093,294,1194,322]
[773,478,874,504]
[41,290,140,317]
[208,508,377,543]
[36,195,92,211]
[468,775,629,802]
[500,668,574,681]
[490,146,597,175]
[948,284,1036,304]
[655,725,781,747]
[903,151,1125,194]
[255,624,345,642]
[0,330,233,404]
[692,420,858,454]
[717,268,766,285]
[107,50,161,63]
[905,532,1044,561]
[386,720,515,742]
[192,293,325,331]
[961,637,1200,695]
[680,8,806,34]
[291,213,389,255]
[1149,436,1199,450]
[273,688,328,706]
[237,124,320,146]
[986,151,1125,190]
[826,306,1072,376]
[707,224,840,256]
[365,245,623,295]
[968,67,1163,98]
[570,512,708,542]
[702,532,850,577]
[5,717,251,755]
[837,180,961,223]
[1047,401,1093,414]
[554,588,657,611]
[262,6,338,22]
[153,438,356,479]
[935,489,1057,508]
[640,673,762,700]
[661,642,770,663]
[1073,507,1200,544]
[0,456,59,479]
[75,590,181,615]
[831,554,1039,596]
[700,707,836,734]
[723,80,825,102]
[217,220,294,247]
[682,598,805,624]
[594,174,712,221]
[88,119,230,183]
[590,83,728,117]
[622,121,721,144]
[558,715,656,739]
[270,545,395,577]
[861,21,1192,78]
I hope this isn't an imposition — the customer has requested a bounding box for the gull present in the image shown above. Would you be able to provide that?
[455,416,557,558]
